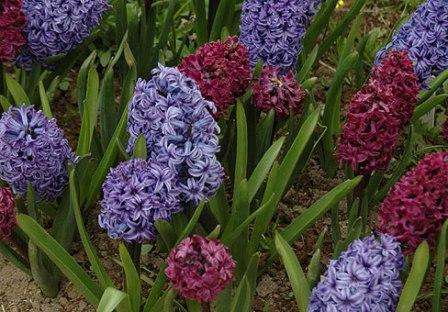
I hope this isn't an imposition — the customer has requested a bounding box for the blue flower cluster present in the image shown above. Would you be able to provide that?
[21,0,110,60]
[99,159,181,243]
[376,0,448,85]
[127,65,224,203]
[308,234,404,312]
[240,0,322,70]
[0,106,75,201]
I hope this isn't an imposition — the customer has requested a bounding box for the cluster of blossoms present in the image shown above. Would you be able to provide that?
[0,187,16,240]
[376,0,448,85]
[127,65,224,204]
[338,51,420,174]
[378,152,448,253]
[166,235,236,302]
[0,0,26,62]
[179,36,251,116]
[252,66,306,118]
[309,234,404,311]
[0,106,75,201]
[240,0,322,70]
[99,159,181,243]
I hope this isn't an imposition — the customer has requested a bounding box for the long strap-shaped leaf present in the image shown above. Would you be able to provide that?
[97,287,128,312]
[433,220,448,312]
[119,244,141,312]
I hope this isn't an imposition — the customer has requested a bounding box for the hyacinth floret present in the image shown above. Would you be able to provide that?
[99,159,181,243]
[308,234,404,312]
[240,0,323,70]
[338,50,420,174]
[166,235,236,302]
[376,0,448,85]
[179,36,251,116]
[0,187,16,240]
[252,65,306,118]
[0,106,75,201]
[0,0,26,62]
[21,0,110,60]
[378,152,448,253]
[127,65,224,203]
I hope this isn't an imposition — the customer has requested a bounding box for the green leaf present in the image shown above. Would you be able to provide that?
[281,176,362,243]
[306,248,321,286]
[143,265,167,312]
[177,202,205,244]
[158,0,178,51]
[255,110,275,162]
[0,241,31,276]
[235,100,248,190]
[0,95,11,111]
[298,45,319,82]
[412,94,448,121]
[208,187,229,226]
[230,276,251,312]
[119,244,141,312]
[38,81,52,118]
[97,287,127,312]
[275,232,309,312]
[432,220,448,311]
[5,74,30,105]
[17,214,102,305]
[397,241,430,312]
[155,220,177,250]
[76,51,97,115]
[133,134,148,159]
[210,0,235,40]
[418,69,448,104]
[192,0,208,45]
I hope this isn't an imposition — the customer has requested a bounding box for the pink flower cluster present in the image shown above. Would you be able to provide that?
[0,0,26,62]
[0,187,16,240]
[338,51,420,174]
[166,235,236,302]
[378,152,448,253]
[252,66,306,118]
[179,36,251,116]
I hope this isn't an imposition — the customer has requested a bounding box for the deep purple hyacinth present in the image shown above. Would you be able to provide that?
[240,0,323,70]
[21,0,110,60]
[0,106,75,201]
[309,234,404,312]
[99,159,181,243]
[376,0,448,85]
[127,65,224,203]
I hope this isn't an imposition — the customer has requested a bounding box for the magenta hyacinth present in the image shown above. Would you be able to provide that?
[338,51,420,174]
[378,152,448,253]
[0,187,16,240]
[166,235,236,302]
[252,65,306,118]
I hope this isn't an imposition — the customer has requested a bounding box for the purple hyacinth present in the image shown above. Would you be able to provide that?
[308,234,404,312]
[240,0,323,70]
[127,65,224,203]
[0,106,75,201]
[99,159,181,243]
[21,0,110,60]
[376,0,448,85]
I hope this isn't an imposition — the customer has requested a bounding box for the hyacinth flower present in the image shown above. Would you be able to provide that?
[166,235,236,302]
[376,0,448,86]
[0,106,75,201]
[127,65,225,203]
[0,187,16,240]
[378,152,448,253]
[0,0,26,62]
[179,36,251,116]
[252,65,306,118]
[99,159,182,243]
[240,0,323,71]
[338,50,420,175]
[309,234,404,311]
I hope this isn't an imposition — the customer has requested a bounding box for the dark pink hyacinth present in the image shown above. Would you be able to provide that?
[0,0,26,62]
[338,51,420,174]
[178,36,251,116]
[166,235,236,302]
[378,152,448,253]
[252,66,306,118]
[0,187,16,240]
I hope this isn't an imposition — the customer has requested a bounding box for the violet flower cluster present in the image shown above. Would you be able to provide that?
[99,159,181,243]
[378,152,448,253]
[127,65,224,204]
[338,51,420,174]
[19,0,109,62]
[0,0,26,62]
[240,0,322,70]
[0,187,16,240]
[166,235,236,302]
[0,106,75,201]
[376,0,448,85]
[252,66,306,118]
[309,234,404,311]
[179,36,251,116]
